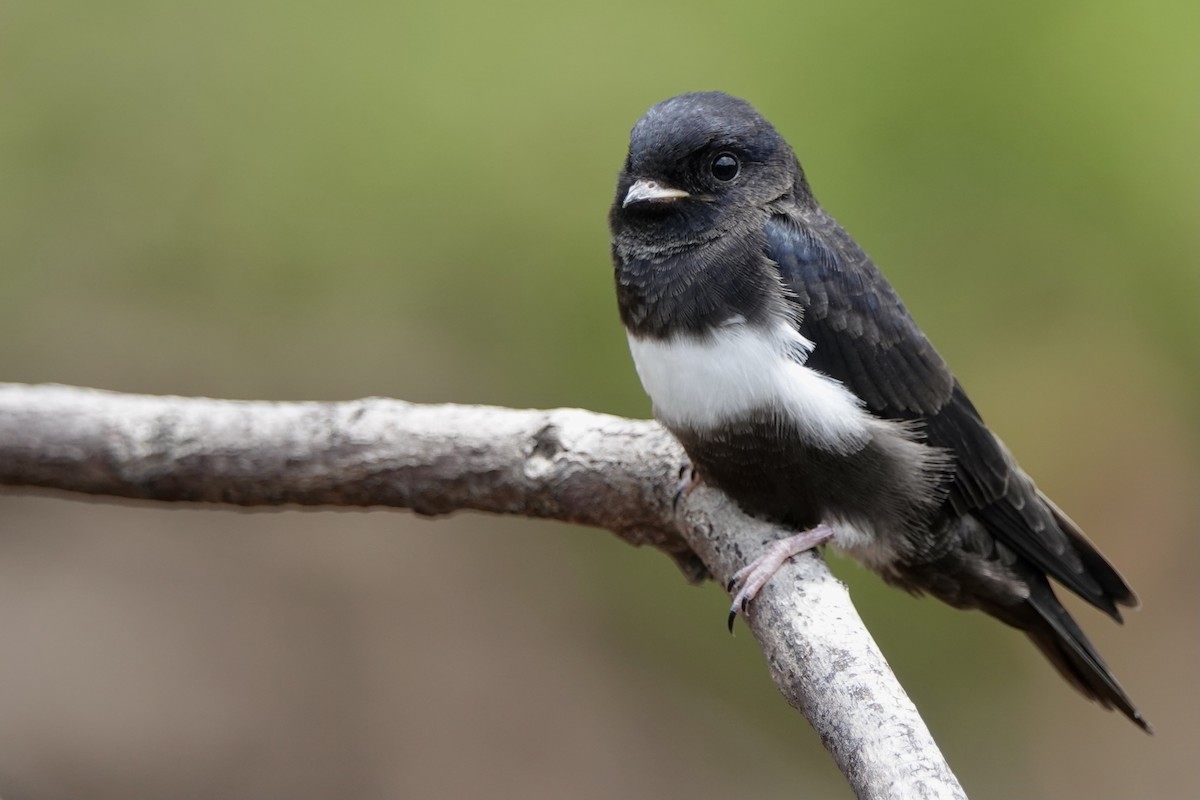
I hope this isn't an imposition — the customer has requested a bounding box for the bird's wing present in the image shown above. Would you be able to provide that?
[764,213,1135,617]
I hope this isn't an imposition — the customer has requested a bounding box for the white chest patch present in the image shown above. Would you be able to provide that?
[626,320,871,453]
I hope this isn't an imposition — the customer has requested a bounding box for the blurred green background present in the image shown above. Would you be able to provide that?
[2,0,1197,797]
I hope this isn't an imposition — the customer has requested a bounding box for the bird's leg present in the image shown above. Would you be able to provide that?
[727,524,834,631]
[672,461,702,510]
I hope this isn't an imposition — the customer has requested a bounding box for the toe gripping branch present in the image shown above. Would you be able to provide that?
[672,462,702,511]
[726,524,835,632]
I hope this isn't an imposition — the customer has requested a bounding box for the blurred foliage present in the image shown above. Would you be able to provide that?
[2,0,1196,405]
[1,1,1197,798]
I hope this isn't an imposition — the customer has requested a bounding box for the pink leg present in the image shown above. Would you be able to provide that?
[727,524,834,631]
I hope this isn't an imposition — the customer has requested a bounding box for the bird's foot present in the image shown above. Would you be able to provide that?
[672,462,702,510]
[726,524,834,632]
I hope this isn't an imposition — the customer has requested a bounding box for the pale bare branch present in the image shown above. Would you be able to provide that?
[0,383,967,799]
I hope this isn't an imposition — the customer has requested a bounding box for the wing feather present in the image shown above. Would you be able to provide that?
[764,213,1135,615]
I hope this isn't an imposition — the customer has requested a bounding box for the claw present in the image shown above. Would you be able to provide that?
[725,524,834,631]
[672,462,702,510]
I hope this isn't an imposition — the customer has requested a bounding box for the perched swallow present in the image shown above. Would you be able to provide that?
[609,91,1149,732]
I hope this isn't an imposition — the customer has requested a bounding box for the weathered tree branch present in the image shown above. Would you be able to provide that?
[0,383,966,800]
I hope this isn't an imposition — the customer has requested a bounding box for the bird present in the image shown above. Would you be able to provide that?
[608,91,1150,732]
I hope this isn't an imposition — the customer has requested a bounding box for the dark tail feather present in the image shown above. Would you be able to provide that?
[1039,491,1140,615]
[1026,586,1152,734]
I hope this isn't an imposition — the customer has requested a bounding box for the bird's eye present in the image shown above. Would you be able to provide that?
[710,152,740,182]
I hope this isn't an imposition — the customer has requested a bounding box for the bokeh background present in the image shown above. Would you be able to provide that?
[2,1,1197,797]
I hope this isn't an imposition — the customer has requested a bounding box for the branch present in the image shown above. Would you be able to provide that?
[0,383,967,800]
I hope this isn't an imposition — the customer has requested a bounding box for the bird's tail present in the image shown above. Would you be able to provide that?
[1024,583,1152,733]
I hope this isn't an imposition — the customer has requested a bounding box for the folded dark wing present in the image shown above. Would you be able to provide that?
[764,214,1134,617]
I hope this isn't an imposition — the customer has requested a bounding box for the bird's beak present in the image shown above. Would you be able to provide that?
[622,179,691,208]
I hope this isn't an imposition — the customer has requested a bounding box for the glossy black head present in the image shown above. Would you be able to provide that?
[609,92,811,252]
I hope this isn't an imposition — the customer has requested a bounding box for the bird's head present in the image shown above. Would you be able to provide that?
[609,92,810,252]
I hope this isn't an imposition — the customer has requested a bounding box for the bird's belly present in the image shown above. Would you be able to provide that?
[672,414,890,530]
[671,410,950,570]
[626,323,950,561]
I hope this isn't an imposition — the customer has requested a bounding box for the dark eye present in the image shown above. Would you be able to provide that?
[710,152,740,181]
